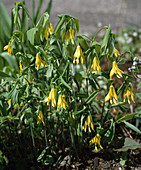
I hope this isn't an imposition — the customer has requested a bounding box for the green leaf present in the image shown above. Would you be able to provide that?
[0,2,11,31]
[75,107,87,115]
[83,91,99,105]
[101,24,111,49]
[116,113,138,123]
[124,121,141,134]
[39,12,49,41]
[123,73,135,83]
[136,93,141,99]
[46,64,53,78]
[27,27,38,45]
[45,0,53,15]
[34,0,43,24]
[6,85,18,105]
[21,1,28,34]
[117,58,126,65]
[111,102,127,108]
[0,52,19,72]
[114,138,141,152]
[137,75,141,79]
[137,82,141,89]
[0,71,15,80]
[54,15,65,34]
[77,34,89,51]
[60,77,72,91]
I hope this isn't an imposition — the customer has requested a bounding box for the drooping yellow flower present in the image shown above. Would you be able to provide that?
[105,85,118,104]
[37,111,45,126]
[19,61,23,75]
[44,88,56,107]
[90,57,101,73]
[82,115,94,133]
[110,61,123,78]
[4,43,11,55]
[114,48,120,58]
[45,22,54,40]
[89,134,103,151]
[57,95,69,111]
[123,84,135,104]
[27,79,31,85]
[35,53,47,71]
[65,28,74,44]
[8,99,11,106]
[20,102,24,107]
[73,45,84,64]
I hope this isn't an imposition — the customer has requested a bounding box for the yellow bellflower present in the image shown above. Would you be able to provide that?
[27,80,31,85]
[37,111,45,126]
[90,57,101,73]
[44,88,56,107]
[8,99,11,106]
[89,134,103,151]
[114,48,120,58]
[110,61,123,79]
[82,115,94,133]
[73,45,84,64]
[4,43,11,55]
[105,85,118,104]
[57,95,68,111]
[45,22,54,40]
[19,61,23,75]
[20,102,24,107]
[35,53,47,71]
[65,28,74,45]
[123,84,135,104]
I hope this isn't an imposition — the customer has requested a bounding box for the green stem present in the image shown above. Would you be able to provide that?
[93,26,108,41]
[103,101,110,125]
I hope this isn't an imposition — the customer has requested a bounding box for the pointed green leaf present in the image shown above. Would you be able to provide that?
[0,52,19,72]
[116,113,138,123]
[101,24,111,49]
[137,82,141,89]
[27,27,38,45]
[0,71,15,80]
[124,121,141,134]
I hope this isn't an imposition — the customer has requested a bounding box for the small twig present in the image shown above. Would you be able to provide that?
[123,126,133,139]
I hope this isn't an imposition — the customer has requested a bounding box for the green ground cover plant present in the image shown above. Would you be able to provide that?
[0,1,141,169]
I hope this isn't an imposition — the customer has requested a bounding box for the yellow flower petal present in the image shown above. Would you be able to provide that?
[65,28,74,44]
[90,57,101,73]
[123,84,135,104]
[19,61,23,75]
[45,22,54,40]
[114,48,120,58]
[37,111,45,126]
[4,43,11,55]
[44,88,56,107]
[8,99,11,106]
[73,45,84,64]
[35,53,47,70]
[110,61,123,78]
[57,95,68,111]
[89,134,103,151]
[82,115,94,133]
[105,85,118,104]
